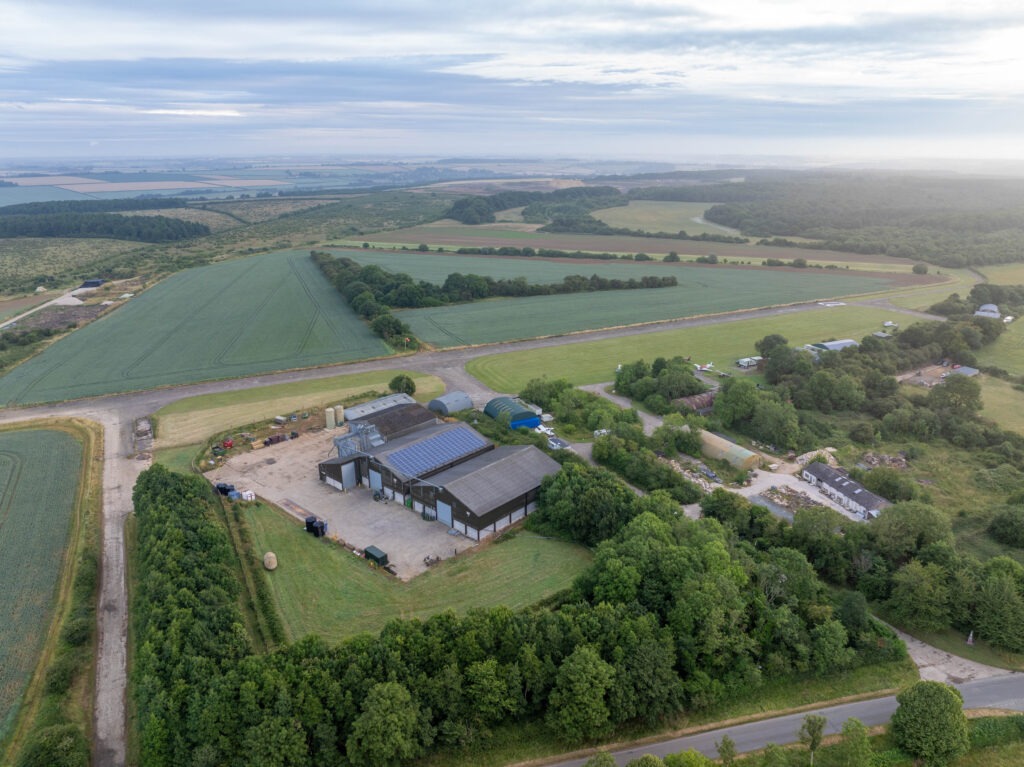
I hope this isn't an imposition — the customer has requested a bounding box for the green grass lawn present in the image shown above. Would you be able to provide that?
[977,321,1024,376]
[591,200,746,238]
[242,503,592,643]
[976,263,1024,285]
[152,444,202,474]
[467,305,896,392]
[980,376,1024,434]
[0,249,390,406]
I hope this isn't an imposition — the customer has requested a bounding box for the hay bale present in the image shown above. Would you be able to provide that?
[263,551,278,571]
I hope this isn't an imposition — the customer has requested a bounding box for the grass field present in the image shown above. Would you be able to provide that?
[980,376,1024,434]
[153,369,444,446]
[242,503,592,642]
[0,429,83,743]
[976,321,1024,376]
[976,263,1024,285]
[466,305,897,391]
[591,200,745,238]
[0,250,390,406]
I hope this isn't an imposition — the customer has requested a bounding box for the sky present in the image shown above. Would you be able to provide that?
[1,0,1023,163]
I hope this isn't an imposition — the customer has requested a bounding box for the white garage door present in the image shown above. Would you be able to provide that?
[341,462,356,489]
[369,469,382,491]
[437,500,453,526]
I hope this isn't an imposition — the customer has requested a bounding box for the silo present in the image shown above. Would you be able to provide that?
[335,405,345,423]
[325,407,336,429]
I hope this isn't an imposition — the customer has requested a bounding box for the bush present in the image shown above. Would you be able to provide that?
[44,653,80,695]
[989,506,1024,548]
[60,616,91,647]
[16,724,89,767]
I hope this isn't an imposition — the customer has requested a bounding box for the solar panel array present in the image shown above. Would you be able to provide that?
[386,426,489,478]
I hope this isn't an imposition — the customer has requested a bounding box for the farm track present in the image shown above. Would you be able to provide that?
[0,292,953,766]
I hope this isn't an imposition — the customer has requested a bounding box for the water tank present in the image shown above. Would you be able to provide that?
[325,407,336,429]
[335,405,345,423]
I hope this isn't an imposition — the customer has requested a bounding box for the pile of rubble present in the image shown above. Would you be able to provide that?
[763,484,821,511]
[859,451,909,469]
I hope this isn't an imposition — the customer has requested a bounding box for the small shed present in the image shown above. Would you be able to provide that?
[428,390,473,416]
[364,546,388,567]
[700,431,759,470]
[975,303,1001,319]
[484,396,541,430]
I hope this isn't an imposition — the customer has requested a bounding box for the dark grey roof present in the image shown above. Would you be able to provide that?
[343,393,416,421]
[349,402,437,439]
[374,422,492,480]
[804,462,889,511]
[430,445,560,517]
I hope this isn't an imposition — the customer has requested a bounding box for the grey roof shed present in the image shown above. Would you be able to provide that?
[428,391,473,416]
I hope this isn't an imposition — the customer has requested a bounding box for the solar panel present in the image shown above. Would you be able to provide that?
[386,426,489,477]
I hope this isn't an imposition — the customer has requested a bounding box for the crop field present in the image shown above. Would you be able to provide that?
[591,200,745,237]
[383,262,900,347]
[0,429,82,742]
[154,369,444,447]
[977,263,1024,285]
[0,250,390,406]
[364,221,923,270]
[242,503,592,642]
[0,238,142,294]
[976,320,1024,375]
[467,304,896,391]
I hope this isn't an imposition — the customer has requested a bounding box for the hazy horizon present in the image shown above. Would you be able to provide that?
[2,1,1023,163]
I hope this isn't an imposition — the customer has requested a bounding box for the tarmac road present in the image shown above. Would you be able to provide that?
[0,295,951,767]
[548,675,1024,767]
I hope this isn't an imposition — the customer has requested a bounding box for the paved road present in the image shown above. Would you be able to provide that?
[549,675,1024,766]
[0,293,957,767]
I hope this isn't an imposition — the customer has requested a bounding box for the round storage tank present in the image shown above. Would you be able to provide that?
[335,405,345,423]
[325,407,336,429]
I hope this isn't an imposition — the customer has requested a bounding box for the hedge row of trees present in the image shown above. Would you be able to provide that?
[132,451,902,766]
[0,212,209,242]
[455,245,622,260]
[445,186,625,224]
[0,198,189,216]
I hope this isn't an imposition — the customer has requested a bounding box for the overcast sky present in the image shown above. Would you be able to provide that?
[1,0,1023,163]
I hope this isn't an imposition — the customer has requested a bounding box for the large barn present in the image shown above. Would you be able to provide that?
[484,396,541,430]
[319,396,559,540]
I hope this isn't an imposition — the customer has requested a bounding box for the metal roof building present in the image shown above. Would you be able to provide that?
[342,393,416,421]
[802,461,890,519]
[428,390,474,416]
[701,431,759,470]
[484,396,541,430]
[348,402,437,439]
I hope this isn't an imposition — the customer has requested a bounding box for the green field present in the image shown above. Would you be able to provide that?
[977,263,1024,285]
[977,320,1024,376]
[0,429,82,742]
[0,250,390,406]
[467,305,897,391]
[980,376,1024,434]
[242,503,592,642]
[591,200,745,237]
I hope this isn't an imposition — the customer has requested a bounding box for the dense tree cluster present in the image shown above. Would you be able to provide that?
[521,378,641,432]
[614,357,708,415]
[0,326,60,352]
[445,186,625,224]
[0,198,189,215]
[0,212,209,242]
[132,456,901,766]
[929,283,1024,320]
[701,487,1024,654]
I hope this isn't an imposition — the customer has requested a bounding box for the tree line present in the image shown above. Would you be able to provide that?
[0,198,189,216]
[445,186,624,224]
[131,447,903,766]
[0,212,209,242]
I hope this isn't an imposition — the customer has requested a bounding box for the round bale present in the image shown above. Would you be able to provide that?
[263,551,278,571]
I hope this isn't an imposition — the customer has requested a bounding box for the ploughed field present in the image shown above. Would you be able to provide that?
[0,429,82,741]
[339,249,902,346]
[0,250,388,406]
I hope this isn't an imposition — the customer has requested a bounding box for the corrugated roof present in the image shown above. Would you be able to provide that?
[349,402,437,438]
[428,391,474,415]
[804,462,889,511]
[343,393,416,421]
[484,396,536,421]
[430,445,560,517]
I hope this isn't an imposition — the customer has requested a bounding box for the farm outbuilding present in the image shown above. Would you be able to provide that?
[484,397,541,430]
[409,445,560,540]
[810,339,859,353]
[802,461,889,519]
[428,391,473,416]
[975,304,1001,319]
[342,393,416,422]
[700,431,759,470]
[348,402,437,439]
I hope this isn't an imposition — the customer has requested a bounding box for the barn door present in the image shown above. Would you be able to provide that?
[436,500,453,526]
[341,462,356,489]
[369,469,382,490]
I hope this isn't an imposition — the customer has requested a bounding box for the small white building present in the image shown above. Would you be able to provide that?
[737,356,763,369]
[802,461,890,519]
